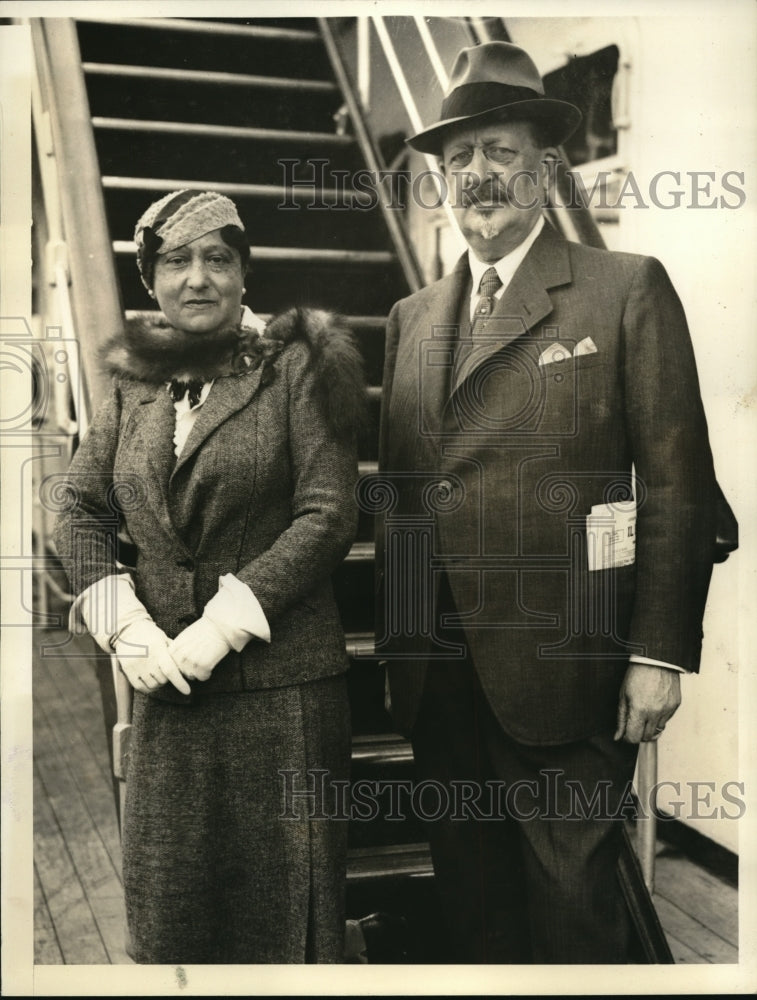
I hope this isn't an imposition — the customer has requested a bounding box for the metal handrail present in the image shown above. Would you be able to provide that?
[370,15,458,240]
[29,17,133,829]
[412,15,449,91]
[29,25,82,437]
[319,17,425,294]
[32,18,124,416]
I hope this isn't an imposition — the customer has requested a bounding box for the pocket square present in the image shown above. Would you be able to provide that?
[573,336,598,357]
[538,342,572,367]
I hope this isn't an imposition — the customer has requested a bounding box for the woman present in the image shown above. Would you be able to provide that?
[54,189,366,963]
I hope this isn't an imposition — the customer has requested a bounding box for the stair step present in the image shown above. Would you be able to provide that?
[93,116,353,146]
[104,175,365,206]
[339,316,388,330]
[125,310,385,331]
[83,62,337,93]
[78,16,321,44]
[113,239,394,268]
[346,541,375,562]
[347,843,433,882]
[352,733,413,766]
[345,631,376,658]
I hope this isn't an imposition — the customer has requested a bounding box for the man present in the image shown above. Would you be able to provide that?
[375,42,717,963]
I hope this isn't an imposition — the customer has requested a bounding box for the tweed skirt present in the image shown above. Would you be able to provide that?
[122,673,351,964]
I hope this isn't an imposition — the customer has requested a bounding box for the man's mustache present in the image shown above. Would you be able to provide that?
[446,169,545,209]
[463,182,512,208]
[456,180,512,208]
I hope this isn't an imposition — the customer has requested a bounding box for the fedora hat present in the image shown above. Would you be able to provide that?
[407,42,582,155]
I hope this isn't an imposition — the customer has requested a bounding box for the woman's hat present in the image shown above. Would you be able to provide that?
[134,189,245,289]
[407,42,582,156]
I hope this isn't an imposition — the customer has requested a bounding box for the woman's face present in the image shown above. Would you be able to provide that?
[152,229,244,334]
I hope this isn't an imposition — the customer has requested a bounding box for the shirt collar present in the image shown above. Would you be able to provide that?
[467,215,545,295]
[241,304,266,333]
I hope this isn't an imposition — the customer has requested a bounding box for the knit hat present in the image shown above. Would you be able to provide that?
[134,190,246,289]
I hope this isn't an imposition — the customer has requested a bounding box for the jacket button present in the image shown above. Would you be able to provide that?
[176,556,194,570]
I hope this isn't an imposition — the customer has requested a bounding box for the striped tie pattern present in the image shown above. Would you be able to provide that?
[474,266,502,319]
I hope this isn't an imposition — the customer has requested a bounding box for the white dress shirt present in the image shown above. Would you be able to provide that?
[467,215,544,321]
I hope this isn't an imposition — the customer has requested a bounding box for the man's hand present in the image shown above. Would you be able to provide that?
[169,617,232,683]
[614,664,681,743]
[114,619,191,696]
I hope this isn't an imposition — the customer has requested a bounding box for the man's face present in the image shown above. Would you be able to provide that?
[441,120,554,262]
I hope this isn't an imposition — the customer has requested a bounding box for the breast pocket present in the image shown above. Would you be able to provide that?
[534,356,610,438]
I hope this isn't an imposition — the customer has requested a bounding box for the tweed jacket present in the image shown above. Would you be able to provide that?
[377,222,717,745]
[54,309,363,703]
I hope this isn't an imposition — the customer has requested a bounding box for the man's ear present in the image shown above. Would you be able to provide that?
[539,147,559,187]
[541,146,559,167]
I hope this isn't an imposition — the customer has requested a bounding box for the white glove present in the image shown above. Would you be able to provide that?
[113,618,191,696]
[168,573,270,683]
[168,616,233,683]
[73,574,152,652]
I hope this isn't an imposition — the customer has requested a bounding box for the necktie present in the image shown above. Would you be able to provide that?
[168,379,205,408]
[451,267,504,393]
[473,266,502,321]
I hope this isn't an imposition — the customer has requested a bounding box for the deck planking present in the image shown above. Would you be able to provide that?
[34,631,131,965]
[33,629,738,965]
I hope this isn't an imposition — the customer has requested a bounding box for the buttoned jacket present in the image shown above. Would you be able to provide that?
[54,310,361,702]
[377,223,717,744]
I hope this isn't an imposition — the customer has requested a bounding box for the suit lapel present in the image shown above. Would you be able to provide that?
[171,366,264,481]
[449,223,572,398]
[130,385,181,541]
[391,257,470,445]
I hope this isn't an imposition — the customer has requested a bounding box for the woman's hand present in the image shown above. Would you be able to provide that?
[114,620,191,696]
[169,617,233,683]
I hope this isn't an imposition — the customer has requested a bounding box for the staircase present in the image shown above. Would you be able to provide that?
[68,14,444,959]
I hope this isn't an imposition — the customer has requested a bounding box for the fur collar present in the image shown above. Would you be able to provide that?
[101,307,368,440]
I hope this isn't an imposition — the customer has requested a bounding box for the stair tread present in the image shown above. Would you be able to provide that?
[104,175,365,204]
[346,633,376,658]
[114,240,394,266]
[83,62,337,91]
[93,116,353,145]
[347,843,433,880]
[77,16,321,43]
[125,309,386,328]
[352,733,413,764]
[345,630,376,642]
[346,541,375,561]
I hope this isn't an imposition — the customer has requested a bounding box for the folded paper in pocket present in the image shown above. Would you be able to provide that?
[586,499,636,571]
[538,342,572,367]
[573,336,598,357]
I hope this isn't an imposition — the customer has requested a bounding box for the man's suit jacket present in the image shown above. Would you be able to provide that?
[377,222,717,745]
[54,319,359,703]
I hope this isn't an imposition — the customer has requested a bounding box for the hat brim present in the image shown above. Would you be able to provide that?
[406,99,582,156]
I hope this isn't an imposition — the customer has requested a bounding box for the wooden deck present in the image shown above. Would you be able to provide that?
[33,628,738,965]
